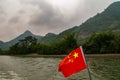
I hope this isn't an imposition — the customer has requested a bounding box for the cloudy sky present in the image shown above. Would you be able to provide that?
[0,0,119,42]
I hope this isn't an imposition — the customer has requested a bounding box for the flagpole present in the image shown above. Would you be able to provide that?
[80,46,92,80]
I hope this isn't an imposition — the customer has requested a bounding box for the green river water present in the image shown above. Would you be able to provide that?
[0,55,120,80]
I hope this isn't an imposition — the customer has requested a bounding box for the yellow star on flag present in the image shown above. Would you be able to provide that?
[73,52,78,58]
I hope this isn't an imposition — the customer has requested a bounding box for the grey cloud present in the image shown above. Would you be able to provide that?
[0,0,7,15]
[9,16,20,24]
[0,7,6,23]
[18,10,26,14]
[0,7,4,15]
[0,2,7,16]
[28,0,67,29]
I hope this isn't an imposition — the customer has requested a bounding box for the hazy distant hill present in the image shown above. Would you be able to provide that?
[39,26,79,44]
[9,30,43,44]
[39,33,57,44]
[0,41,4,44]
[0,30,43,50]
[0,41,4,49]
[1,1,120,50]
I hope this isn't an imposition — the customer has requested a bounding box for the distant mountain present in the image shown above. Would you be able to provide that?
[39,26,79,44]
[0,30,43,50]
[0,41,4,49]
[8,30,43,44]
[0,41,4,44]
[39,33,57,44]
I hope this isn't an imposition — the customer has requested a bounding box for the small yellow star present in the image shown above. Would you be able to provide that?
[73,52,78,58]
[69,59,73,63]
[68,56,70,58]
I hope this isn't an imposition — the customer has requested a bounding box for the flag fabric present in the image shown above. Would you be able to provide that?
[58,46,87,77]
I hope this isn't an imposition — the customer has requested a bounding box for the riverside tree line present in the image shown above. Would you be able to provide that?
[0,30,120,55]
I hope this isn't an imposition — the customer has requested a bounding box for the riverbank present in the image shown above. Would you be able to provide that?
[1,53,120,58]
[11,53,120,58]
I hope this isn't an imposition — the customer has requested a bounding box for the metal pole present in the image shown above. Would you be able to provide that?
[80,46,92,80]
[86,65,92,80]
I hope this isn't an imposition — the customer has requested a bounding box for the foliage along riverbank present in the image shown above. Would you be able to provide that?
[0,33,78,55]
[1,30,120,55]
[1,54,120,58]
[83,30,120,54]
[1,52,120,58]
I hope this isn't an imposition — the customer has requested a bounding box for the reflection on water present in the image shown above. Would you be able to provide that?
[0,71,23,80]
[0,56,120,80]
[89,56,120,80]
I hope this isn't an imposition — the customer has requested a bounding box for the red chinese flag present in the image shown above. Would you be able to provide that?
[58,46,87,77]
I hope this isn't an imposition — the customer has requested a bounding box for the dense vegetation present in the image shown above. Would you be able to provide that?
[8,33,78,55]
[9,36,37,54]
[83,31,120,54]
[0,48,2,54]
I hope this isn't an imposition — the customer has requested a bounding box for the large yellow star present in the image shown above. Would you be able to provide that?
[73,52,78,58]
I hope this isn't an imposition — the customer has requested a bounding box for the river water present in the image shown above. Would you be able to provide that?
[0,55,119,80]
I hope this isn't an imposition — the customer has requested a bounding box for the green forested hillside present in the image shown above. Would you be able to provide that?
[39,33,57,44]
[38,26,79,44]
[77,1,120,39]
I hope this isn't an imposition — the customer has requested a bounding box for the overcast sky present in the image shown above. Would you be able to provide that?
[0,0,119,42]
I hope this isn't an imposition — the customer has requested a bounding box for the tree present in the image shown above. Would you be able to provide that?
[51,33,78,55]
[19,36,37,53]
[36,33,78,55]
[83,31,120,54]
[0,48,2,54]
[9,36,37,54]
[63,33,78,53]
